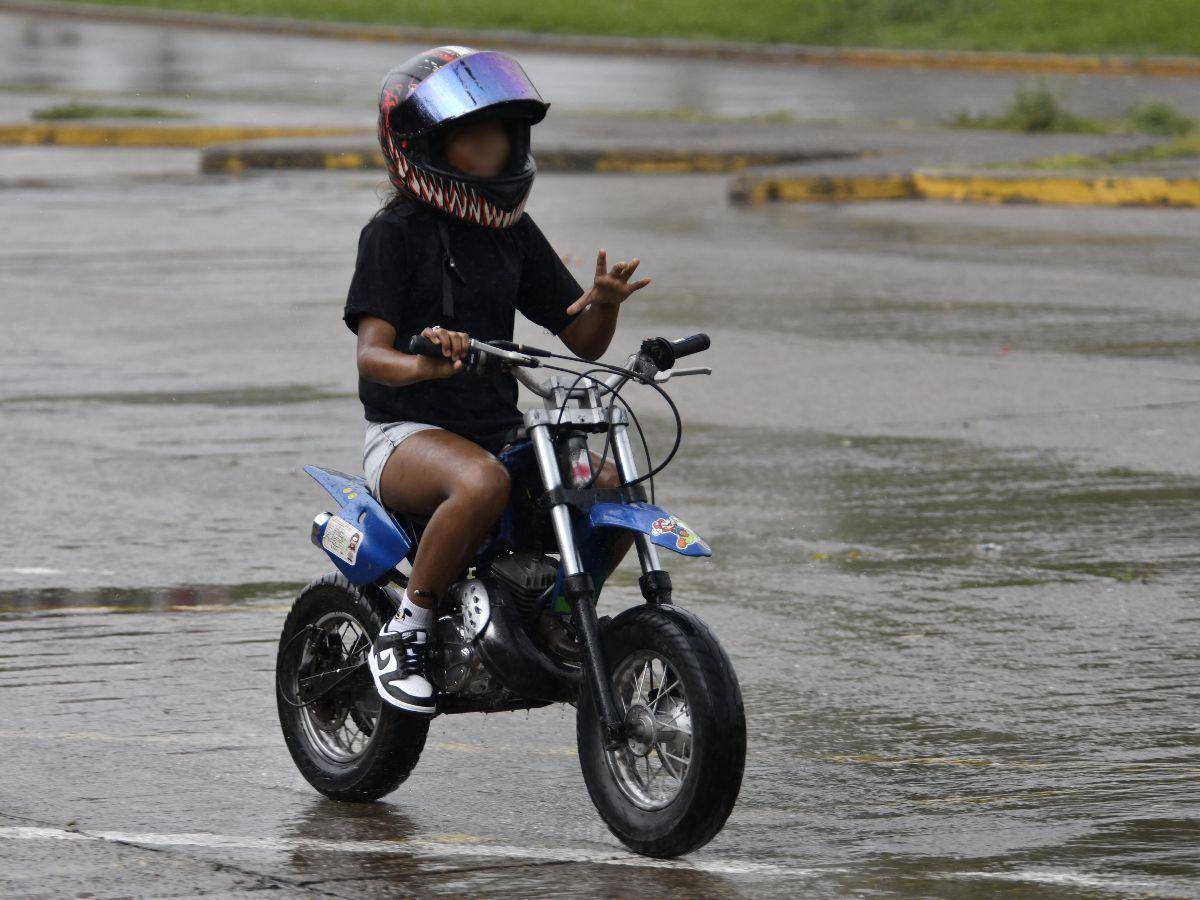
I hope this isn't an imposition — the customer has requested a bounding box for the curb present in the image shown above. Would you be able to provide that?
[0,122,365,148]
[729,172,918,204]
[730,168,1200,208]
[200,142,856,175]
[6,1,1200,78]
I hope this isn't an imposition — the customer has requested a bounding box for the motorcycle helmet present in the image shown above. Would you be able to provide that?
[377,45,550,229]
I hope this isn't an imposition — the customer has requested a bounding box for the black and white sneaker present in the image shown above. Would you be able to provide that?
[368,618,437,716]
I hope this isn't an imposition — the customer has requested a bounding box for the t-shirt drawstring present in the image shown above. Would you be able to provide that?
[436,216,467,320]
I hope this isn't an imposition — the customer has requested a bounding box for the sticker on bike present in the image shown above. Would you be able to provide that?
[321,515,363,565]
[650,515,701,551]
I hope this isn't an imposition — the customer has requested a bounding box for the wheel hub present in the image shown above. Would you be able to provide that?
[604,650,693,810]
[623,704,657,757]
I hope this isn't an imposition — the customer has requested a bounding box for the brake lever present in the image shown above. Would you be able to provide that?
[468,338,538,368]
[653,366,712,382]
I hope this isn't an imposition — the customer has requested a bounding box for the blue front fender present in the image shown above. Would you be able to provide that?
[586,501,712,557]
[303,465,412,585]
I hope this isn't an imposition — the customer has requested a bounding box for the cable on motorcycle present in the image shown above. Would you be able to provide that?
[541,363,623,492]
[538,351,684,493]
[535,358,682,502]
[610,391,657,506]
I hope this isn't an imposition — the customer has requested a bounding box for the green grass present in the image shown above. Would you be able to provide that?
[984,133,1200,171]
[32,100,190,120]
[951,85,1196,136]
[53,0,1200,56]
[1126,100,1196,136]
[951,85,1107,133]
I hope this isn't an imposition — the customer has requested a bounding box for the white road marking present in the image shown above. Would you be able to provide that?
[954,869,1177,894]
[2,827,1181,893]
[0,826,817,878]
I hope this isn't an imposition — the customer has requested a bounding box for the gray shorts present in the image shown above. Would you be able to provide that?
[362,420,443,501]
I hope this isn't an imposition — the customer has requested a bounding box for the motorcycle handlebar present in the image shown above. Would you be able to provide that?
[404,332,710,383]
[671,333,710,360]
[406,334,444,357]
[639,332,711,372]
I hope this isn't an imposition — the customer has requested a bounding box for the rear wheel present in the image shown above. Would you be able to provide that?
[576,604,746,858]
[276,573,429,801]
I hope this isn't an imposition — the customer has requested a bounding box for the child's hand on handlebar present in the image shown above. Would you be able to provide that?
[418,325,469,378]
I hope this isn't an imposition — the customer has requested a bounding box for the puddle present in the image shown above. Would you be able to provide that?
[677,423,1200,591]
[0,580,302,614]
[0,385,353,407]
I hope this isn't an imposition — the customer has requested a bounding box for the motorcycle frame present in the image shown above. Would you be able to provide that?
[513,367,670,749]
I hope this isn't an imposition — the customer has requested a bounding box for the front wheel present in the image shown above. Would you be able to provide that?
[276,572,429,802]
[576,604,746,858]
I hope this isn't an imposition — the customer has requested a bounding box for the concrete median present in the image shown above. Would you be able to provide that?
[198,134,857,176]
[731,166,1200,208]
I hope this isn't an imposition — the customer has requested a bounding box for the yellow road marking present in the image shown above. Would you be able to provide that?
[0,123,365,149]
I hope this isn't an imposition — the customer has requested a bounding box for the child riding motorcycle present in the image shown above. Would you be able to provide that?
[343,46,652,714]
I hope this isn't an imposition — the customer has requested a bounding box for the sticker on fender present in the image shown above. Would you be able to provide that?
[321,515,363,565]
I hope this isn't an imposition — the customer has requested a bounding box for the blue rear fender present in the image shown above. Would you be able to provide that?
[303,465,412,585]
[585,501,712,557]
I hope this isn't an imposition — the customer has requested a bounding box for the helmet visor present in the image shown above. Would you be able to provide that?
[397,51,549,136]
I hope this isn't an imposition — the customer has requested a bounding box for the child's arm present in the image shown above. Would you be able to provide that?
[356,317,467,386]
[560,249,651,361]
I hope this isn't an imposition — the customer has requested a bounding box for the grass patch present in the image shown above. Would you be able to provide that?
[32,101,192,120]
[951,84,1196,137]
[984,132,1200,171]
[1126,100,1196,136]
[951,85,1107,133]
[48,0,1200,57]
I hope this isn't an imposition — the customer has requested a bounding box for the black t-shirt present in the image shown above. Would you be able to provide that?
[343,198,584,454]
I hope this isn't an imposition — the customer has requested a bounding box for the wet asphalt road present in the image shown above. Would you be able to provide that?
[1,157,1198,896]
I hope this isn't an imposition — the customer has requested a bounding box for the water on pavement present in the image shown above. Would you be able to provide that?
[1,159,1198,895]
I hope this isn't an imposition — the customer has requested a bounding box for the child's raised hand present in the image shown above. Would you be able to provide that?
[566,249,651,315]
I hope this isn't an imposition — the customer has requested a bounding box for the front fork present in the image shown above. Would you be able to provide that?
[528,419,669,748]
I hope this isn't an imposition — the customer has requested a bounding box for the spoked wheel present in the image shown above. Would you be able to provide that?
[293,610,378,763]
[276,573,429,801]
[577,605,746,858]
[607,651,693,809]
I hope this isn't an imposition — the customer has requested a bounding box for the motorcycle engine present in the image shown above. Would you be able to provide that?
[489,551,557,624]
[433,611,487,694]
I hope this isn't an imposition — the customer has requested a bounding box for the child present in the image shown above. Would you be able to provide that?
[343,47,651,715]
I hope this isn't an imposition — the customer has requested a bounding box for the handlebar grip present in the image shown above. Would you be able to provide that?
[670,333,710,360]
[406,334,444,357]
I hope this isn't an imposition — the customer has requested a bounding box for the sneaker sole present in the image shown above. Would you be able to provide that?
[376,688,438,716]
[368,652,438,716]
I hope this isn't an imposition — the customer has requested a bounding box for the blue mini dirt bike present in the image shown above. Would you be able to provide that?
[276,333,745,858]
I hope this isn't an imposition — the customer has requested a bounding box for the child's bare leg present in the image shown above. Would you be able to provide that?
[377,429,511,608]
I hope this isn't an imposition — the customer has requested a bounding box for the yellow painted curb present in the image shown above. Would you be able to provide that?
[729,172,917,204]
[819,47,1200,78]
[914,171,1200,207]
[731,169,1200,207]
[0,122,366,148]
